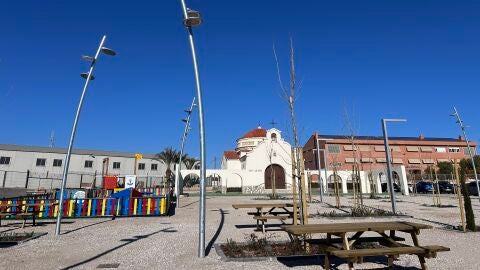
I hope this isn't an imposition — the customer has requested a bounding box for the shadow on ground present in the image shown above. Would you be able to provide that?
[60,227,177,270]
[278,255,421,269]
[62,219,112,235]
[205,209,229,256]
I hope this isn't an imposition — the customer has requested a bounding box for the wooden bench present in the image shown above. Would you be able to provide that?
[282,222,449,270]
[0,202,56,228]
[15,213,36,228]
[0,213,11,227]
[0,212,34,228]
[326,245,449,268]
[253,215,289,233]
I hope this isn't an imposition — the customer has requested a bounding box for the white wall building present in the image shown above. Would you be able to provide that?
[0,144,166,189]
[181,126,295,194]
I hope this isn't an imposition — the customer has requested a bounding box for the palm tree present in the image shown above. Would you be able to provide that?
[156,147,179,177]
[183,157,199,170]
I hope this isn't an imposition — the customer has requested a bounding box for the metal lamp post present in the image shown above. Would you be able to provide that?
[312,140,331,202]
[178,1,207,258]
[451,107,479,201]
[55,35,116,236]
[316,137,333,200]
[381,118,407,215]
[174,97,196,207]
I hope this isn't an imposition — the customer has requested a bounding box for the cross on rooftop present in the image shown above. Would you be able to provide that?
[270,119,277,128]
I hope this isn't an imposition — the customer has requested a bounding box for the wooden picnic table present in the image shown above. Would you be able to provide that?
[281,221,449,270]
[232,203,297,233]
[0,202,57,228]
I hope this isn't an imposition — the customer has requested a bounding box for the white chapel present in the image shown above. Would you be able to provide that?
[180,126,294,194]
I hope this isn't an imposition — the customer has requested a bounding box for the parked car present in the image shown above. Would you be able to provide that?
[381,182,401,193]
[416,181,433,193]
[437,181,454,194]
[468,181,479,196]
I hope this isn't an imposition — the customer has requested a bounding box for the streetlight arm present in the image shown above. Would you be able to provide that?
[175,96,196,205]
[452,106,479,200]
[55,35,108,236]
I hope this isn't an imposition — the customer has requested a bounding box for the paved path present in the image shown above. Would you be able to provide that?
[0,195,478,269]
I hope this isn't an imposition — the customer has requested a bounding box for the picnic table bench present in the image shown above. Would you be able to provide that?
[232,203,300,233]
[0,202,57,228]
[281,221,449,270]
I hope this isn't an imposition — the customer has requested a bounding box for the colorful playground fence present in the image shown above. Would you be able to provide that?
[0,196,169,219]
[55,186,170,199]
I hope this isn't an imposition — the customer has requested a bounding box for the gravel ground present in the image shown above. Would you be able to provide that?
[0,194,479,270]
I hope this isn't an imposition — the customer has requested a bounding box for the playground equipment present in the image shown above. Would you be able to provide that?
[0,181,172,221]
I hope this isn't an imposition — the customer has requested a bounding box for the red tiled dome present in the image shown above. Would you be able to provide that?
[240,126,267,139]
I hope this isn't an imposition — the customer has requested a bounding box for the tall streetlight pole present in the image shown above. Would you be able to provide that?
[178,1,207,258]
[174,97,196,207]
[451,107,479,201]
[55,35,116,236]
[381,118,407,215]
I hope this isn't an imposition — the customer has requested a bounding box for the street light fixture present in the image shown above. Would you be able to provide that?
[55,35,115,236]
[175,97,196,208]
[451,107,479,201]
[80,73,95,80]
[179,0,207,258]
[381,118,407,215]
[184,9,203,27]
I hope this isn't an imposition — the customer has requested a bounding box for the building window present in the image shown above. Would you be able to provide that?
[36,158,46,167]
[151,164,158,171]
[406,146,419,152]
[448,147,460,153]
[0,157,11,165]
[138,163,145,170]
[53,159,63,167]
[358,145,371,151]
[435,147,446,153]
[327,144,340,154]
[113,162,121,169]
[84,160,93,168]
[271,133,277,142]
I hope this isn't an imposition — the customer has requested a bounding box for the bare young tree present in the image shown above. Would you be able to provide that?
[342,105,363,207]
[273,38,308,225]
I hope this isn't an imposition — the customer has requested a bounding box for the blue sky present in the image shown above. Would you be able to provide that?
[1,1,479,165]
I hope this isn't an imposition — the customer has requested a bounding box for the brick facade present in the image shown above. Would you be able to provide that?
[303,132,476,174]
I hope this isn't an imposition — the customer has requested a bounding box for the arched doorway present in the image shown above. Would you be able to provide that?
[310,174,320,189]
[226,173,243,193]
[328,174,342,191]
[264,164,286,189]
[346,174,356,193]
[183,173,200,188]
